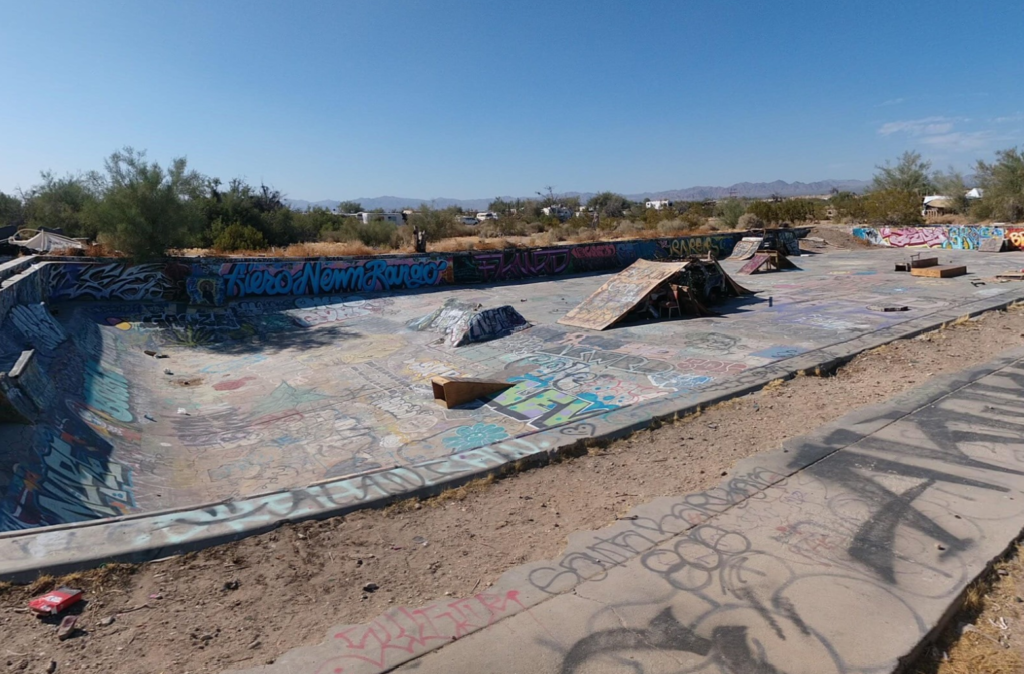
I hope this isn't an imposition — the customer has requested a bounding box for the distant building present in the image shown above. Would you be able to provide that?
[541,205,573,221]
[645,199,673,210]
[966,187,984,200]
[358,212,405,225]
[921,196,954,217]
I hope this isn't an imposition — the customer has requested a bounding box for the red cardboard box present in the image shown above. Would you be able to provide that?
[28,587,82,616]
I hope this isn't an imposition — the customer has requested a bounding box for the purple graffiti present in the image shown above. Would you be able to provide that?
[471,249,571,282]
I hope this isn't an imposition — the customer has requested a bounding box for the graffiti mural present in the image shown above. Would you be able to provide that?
[218,257,453,299]
[49,262,189,301]
[9,303,67,351]
[0,422,135,530]
[851,225,1006,249]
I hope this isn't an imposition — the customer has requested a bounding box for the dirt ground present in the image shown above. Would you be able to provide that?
[914,542,1024,674]
[2,303,1024,674]
[802,223,878,250]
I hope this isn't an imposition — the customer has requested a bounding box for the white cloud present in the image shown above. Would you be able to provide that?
[877,114,1022,155]
[919,131,995,151]
[878,117,956,137]
[993,113,1024,124]
[877,97,906,107]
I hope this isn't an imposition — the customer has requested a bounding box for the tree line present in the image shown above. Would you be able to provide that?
[2,146,1023,259]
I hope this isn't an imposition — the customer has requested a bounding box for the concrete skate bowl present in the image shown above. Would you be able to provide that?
[0,292,595,535]
[48,230,1024,582]
[0,232,772,541]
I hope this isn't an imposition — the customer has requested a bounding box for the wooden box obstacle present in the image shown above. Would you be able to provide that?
[910,265,967,278]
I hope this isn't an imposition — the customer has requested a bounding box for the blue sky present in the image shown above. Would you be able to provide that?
[1,0,1022,200]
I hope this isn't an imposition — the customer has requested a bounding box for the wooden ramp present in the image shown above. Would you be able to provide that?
[558,259,690,330]
[737,250,800,275]
[728,237,763,260]
[979,237,1007,252]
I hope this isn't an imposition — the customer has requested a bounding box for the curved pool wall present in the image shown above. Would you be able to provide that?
[0,230,806,533]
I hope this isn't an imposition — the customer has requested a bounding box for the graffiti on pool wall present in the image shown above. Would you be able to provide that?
[452,234,743,283]
[9,303,67,351]
[851,225,1006,249]
[0,423,135,530]
[1006,228,1024,250]
[49,262,188,301]
[219,258,452,298]
[83,361,132,423]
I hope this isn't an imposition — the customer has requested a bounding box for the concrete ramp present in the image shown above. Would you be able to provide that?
[410,299,530,347]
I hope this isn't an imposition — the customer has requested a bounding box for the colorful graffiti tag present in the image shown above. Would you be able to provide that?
[0,423,135,530]
[49,262,189,301]
[29,230,770,310]
[851,225,1006,249]
[219,258,453,299]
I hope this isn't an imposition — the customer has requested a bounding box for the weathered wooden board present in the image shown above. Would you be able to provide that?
[910,257,939,268]
[728,237,762,261]
[911,265,967,278]
[558,259,690,330]
[431,377,513,409]
[979,237,1006,252]
[738,254,770,275]
[737,251,799,275]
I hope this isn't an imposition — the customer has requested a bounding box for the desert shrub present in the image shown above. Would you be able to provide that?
[614,221,645,237]
[213,223,267,252]
[738,213,765,230]
[358,219,398,248]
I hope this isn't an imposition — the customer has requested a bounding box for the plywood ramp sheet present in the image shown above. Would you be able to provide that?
[558,259,689,331]
[729,237,763,260]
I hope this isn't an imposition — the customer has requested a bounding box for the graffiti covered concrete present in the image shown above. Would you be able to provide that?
[851,224,1006,249]
[215,353,1024,674]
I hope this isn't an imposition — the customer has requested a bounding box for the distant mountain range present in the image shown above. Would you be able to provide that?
[285,179,870,212]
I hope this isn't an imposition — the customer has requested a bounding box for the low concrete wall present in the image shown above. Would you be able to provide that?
[850,224,1024,249]
[38,229,807,306]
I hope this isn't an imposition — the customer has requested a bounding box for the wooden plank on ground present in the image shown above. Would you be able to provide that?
[910,257,939,268]
[558,259,689,330]
[911,265,967,278]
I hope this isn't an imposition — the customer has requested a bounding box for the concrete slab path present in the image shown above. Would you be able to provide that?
[232,347,1024,674]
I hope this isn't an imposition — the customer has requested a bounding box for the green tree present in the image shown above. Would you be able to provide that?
[586,192,629,218]
[0,191,25,229]
[22,172,99,237]
[714,198,746,228]
[863,189,923,227]
[407,205,461,241]
[974,147,1024,222]
[336,201,363,214]
[746,201,778,224]
[931,168,970,214]
[871,151,934,195]
[88,147,208,260]
[829,191,866,221]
